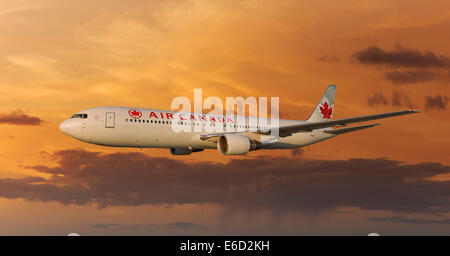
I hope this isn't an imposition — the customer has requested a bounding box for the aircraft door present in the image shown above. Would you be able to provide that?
[105,112,115,128]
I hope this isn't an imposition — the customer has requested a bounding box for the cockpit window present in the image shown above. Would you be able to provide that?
[71,113,88,119]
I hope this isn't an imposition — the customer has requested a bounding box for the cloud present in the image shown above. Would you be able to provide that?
[353,45,450,84]
[92,223,147,231]
[369,216,450,225]
[0,149,447,215]
[92,224,121,229]
[290,148,304,157]
[0,109,43,126]
[367,92,388,106]
[91,221,206,232]
[366,91,413,108]
[425,95,449,111]
[353,45,450,68]
[391,91,413,108]
[165,222,207,230]
[384,70,437,84]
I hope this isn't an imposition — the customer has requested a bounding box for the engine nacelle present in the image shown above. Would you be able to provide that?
[217,134,253,155]
[170,147,192,155]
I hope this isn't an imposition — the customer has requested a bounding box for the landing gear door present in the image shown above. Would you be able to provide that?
[105,112,115,128]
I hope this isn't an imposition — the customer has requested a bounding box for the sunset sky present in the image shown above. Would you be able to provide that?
[0,0,450,235]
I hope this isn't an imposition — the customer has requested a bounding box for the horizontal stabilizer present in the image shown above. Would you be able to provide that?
[324,123,379,135]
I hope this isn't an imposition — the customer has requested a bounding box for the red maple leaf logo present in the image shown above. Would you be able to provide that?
[128,109,142,119]
[319,102,332,119]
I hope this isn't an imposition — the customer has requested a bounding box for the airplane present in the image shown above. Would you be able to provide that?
[59,85,419,155]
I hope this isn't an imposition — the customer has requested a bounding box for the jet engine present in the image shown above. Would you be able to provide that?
[217,134,262,155]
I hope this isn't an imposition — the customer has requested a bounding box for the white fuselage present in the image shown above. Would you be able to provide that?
[59,106,335,152]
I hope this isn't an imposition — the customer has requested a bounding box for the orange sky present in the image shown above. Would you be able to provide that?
[0,0,449,235]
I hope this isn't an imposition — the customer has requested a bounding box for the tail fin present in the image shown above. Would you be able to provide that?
[307,84,336,122]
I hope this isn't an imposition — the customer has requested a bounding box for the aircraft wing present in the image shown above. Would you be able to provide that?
[199,109,419,141]
[274,109,419,137]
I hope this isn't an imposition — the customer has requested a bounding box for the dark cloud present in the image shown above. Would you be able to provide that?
[425,95,449,111]
[0,109,43,126]
[353,45,450,84]
[366,91,413,108]
[367,93,388,106]
[369,216,450,225]
[1,149,449,214]
[384,70,437,84]
[391,91,413,108]
[290,148,304,157]
[353,46,450,68]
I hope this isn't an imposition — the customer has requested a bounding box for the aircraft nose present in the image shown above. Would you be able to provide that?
[59,119,72,135]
